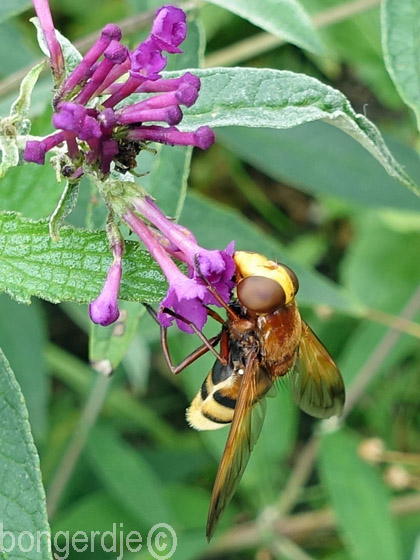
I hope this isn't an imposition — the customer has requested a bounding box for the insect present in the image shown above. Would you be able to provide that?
[114,138,142,173]
[147,251,345,540]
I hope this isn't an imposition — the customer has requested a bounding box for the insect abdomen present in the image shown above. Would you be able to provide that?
[186,362,240,431]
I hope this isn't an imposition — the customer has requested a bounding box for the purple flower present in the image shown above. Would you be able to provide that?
[74,41,129,105]
[24,4,214,177]
[151,6,187,54]
[24,131,66,164]
[126,126,214,150]
[53,103,102,140]
[130,39,167,82]
[160,284,209,332]
[32,0,64,81]
[156,240,235,331]
[197,241,236,306]
[90,192,234,331]
[60,23,122,97]
[89,265,121,326]
[117,105,183,126]
[121,197,235,333]
[89,231,123,326]
[132,198,235,297]
[28,2,226,335]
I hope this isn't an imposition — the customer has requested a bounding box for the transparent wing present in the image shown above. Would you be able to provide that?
[206,353,272,541]
[291,321,345,419]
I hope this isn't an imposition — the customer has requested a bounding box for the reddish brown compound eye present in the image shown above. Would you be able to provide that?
[237,276,286,313]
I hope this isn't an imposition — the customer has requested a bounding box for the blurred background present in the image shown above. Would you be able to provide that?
[1,0,420,558]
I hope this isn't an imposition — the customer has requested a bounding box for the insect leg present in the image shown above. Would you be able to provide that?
[193,255,240,321]
[144,304,226,373]
[204,306,225,325]
[161,307,228,367]
[162,331,221,374]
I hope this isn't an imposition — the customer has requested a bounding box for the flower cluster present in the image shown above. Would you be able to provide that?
[27,1,235,334]
[24,5,214,177]
[125,196,235,332]
[90,192,235,332]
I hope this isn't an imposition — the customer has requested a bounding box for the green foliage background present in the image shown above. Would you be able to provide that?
[0,0,420,559]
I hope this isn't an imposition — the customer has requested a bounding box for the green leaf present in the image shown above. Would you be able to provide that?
[0,104,60,218]
[0,78,53,121]
[0,62,45,179]
[144,145,193,218]
[0,212,167,305]
[89,302,146,375]
[339,320,418,389]
[0,20,37,77]
[86,425,173,527]
[318,428,402,560]
[122,330,150,394]
[165,483,209,531]
[52,492,139,536]
[301,0,399,109]
[31,18,82,75]
[382,0,420,128]
[0,347,52,560]
[0,296,48,442]
[0,160,61,219]
[217,123,420,211]
[0,0,31,22]
[207,0,322,53]
[46,344,178,446]
[177,67,419,195]
[9,62,45,124]
[380,207,420,232]
[341,213,420,312]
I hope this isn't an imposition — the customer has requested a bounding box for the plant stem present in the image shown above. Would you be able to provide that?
[212,493,420,552]
[364,306,420,339]
[46,343,178,445]
[205,0,381,68]
[274,436,319,518]
[271,536,317,560]
[46,373,111,518]
[381,450,420,466]
[343,287,420,416]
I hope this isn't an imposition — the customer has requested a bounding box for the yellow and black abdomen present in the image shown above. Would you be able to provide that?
[186,360,242,431]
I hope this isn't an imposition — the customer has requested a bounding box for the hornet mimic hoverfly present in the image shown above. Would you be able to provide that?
[147,251,345,540]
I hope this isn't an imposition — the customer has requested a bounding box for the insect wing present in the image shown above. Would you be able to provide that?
[291,321,345,419]
[206,353,272,541]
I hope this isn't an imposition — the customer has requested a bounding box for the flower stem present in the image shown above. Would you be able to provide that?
[205,0,380,67]
[46,373,111,518]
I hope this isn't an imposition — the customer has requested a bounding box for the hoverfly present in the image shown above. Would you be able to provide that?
[147,251,345,540]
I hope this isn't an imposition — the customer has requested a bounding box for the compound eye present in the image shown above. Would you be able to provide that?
[237,276,286,314]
